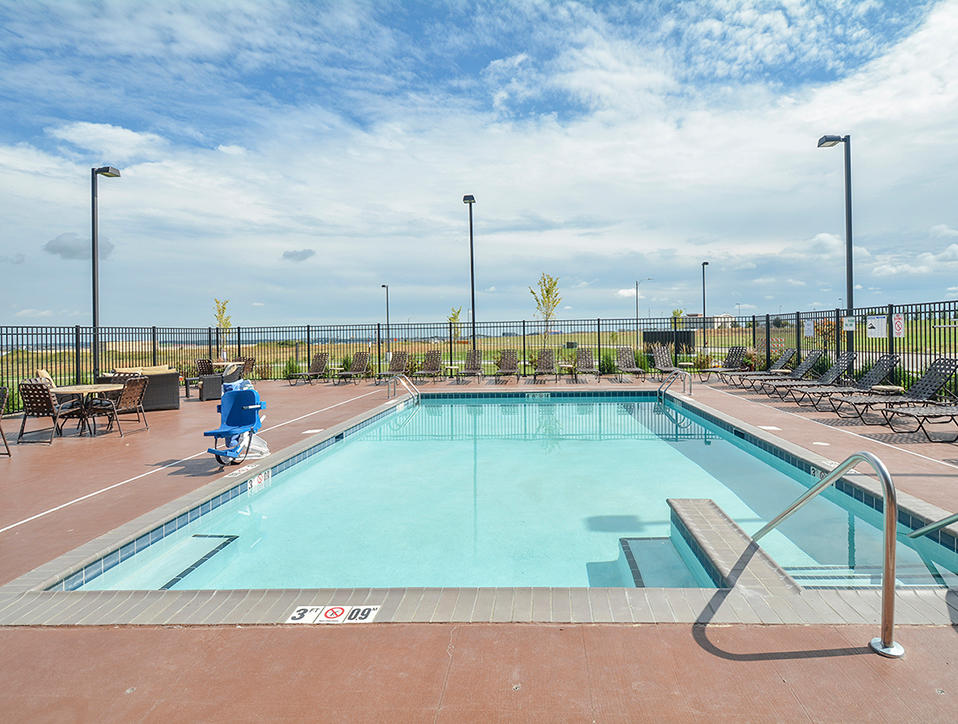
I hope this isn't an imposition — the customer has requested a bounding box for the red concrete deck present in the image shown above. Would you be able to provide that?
[1,376,957,720]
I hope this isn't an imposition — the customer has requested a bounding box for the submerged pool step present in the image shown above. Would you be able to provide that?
[785,563,947,588]
[620,537,715,588]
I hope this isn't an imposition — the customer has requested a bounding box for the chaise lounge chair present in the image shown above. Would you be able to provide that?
[493,349,519,383]
[829,357,958,421]
[0,387,10,456]
[575,348,600,383]
[617,346,648,382]
[882,403,958,442]
[417,350,443,382]
[287,352,329,385]
[377,351,409,382]
[789,354,900,409]
[338,351,370,384]
[457,350,484,383]
[742,350,822,391]
[717,348,796,386]
[697,346,746,383]
[756,351,852,399]
[650,345,680,380]
[533,348,557,383]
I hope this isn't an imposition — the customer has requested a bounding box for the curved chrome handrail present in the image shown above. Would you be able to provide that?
[657,369,692,400]
[753,451,904,658]
[385,373,420,404]
[907,511,958,539]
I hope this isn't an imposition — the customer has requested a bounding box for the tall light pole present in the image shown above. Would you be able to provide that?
[381,284,390,356]
[701,261,709,349]
[818,133,854,355]
[635,277,652,348]
[91,165,121,379]
[463,194,477,351]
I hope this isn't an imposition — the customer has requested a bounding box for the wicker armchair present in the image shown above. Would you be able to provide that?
[87,375,149,436]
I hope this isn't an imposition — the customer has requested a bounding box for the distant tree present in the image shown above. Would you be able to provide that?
[448,305,463,340]
[671,308,684,318]
[530,273,561,334]
[214,298,232,335]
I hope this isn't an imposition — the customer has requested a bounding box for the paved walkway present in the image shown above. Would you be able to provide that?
[1,376,957,720]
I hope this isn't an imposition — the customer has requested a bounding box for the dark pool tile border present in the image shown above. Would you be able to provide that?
[669,511,726,587]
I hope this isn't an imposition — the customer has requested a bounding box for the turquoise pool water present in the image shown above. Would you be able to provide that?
[81,397,958,590]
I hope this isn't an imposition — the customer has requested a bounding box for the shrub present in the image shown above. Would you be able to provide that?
[281,357,300,378]
[340,354,352,371]
[599,351,616,375]
[694,353,712,370]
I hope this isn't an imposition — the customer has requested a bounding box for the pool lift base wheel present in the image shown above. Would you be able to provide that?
[213,431,254,466]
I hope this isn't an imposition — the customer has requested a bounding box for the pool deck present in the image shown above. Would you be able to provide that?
[2,374,957,720]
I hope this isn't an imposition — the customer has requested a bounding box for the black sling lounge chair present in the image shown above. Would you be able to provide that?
[829,357,958,421]
[617,346,647,381]
[493,349,519,383]
[757,351,853,399]
[417,350,443,382]
[740,350,822,391]
[457,350,484,383]
[698,346,746,382]
[650,346,678,380]
[377,351,409,382]
[287,352,329,385]
[533,348,557,383]
[718,348,796,386]
[790,354,899,409]
[575,348,600,383]
[338,351,370,384]
[882,403,958,442]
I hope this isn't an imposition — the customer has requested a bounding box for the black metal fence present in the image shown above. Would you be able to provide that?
[2,298,957,413]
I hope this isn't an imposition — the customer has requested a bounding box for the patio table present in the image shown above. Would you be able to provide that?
[559,363,576,381]
[54,383,123,436]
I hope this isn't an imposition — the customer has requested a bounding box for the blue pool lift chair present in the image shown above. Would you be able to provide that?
[204,386,266,465]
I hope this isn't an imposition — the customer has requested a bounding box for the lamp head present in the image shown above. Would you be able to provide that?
[382,284,387,289]
[702,261,709,267]
[817,135,843,148]
[462,194,475,204]
[94,166,121,177]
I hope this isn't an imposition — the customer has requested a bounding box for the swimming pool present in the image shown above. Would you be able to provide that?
[71,393,958,592]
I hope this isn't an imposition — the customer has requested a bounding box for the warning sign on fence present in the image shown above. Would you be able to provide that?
[892,313,905,338]
[866,316,886,339]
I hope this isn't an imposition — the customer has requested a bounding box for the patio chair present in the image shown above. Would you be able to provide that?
[742,350,823,391]
[417,350,443,382]
[0,387,10,456]
[575,348,600,383]
[650,346,678,380]
[16,380,83,444]
[457,350,484,383]
[233,357,256,378]
[493,349,519,383]
[697,346,746,382]
[338,351,370,384]
[756,351,850,399]
[718,348,797,386]
[287,352,329,385]
[87,375,149,437]
[184,358,215,398]
[616,346,647,381]
[790,354,900,409]
[377,351,409,382]
[829,357,958,421]
[533,348,557,383]
[882,403,958,443]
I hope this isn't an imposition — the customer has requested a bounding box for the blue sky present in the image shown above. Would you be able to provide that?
[2,0,957,326]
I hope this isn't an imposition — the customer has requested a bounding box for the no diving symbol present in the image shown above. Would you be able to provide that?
[893,314,905,338]
[322,606,347,622]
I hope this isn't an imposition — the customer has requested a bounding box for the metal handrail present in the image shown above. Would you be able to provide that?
[386,373,420,404]
[908,512,958,539]
[753,451,903,658]
[657,369,692,400]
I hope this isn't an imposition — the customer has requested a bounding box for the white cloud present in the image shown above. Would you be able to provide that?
[43,232,113,260]
[47,122,166,162]
[15,308,53,317]
[616,289,635,298]
[217,145,246,155]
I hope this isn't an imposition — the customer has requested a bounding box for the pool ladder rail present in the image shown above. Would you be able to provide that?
[657,369,692,401]
[385,373,421,404]
[753,450,904,658]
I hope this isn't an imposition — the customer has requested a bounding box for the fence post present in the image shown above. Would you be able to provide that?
[795,311,801,358]
[886,304,894,359]
[448,321,454,367]
[376,323,382,375]
[751,315,756,351]
[834,308,842,356]
[236,327,242,359]
[671,315,678,365]
[306,324,311,363]
[74,325,81,384]
[764,314,771,368]
[596,318,601,368]
[151,326,158,366]
[522,320,527,377]
[208,327,213,360]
